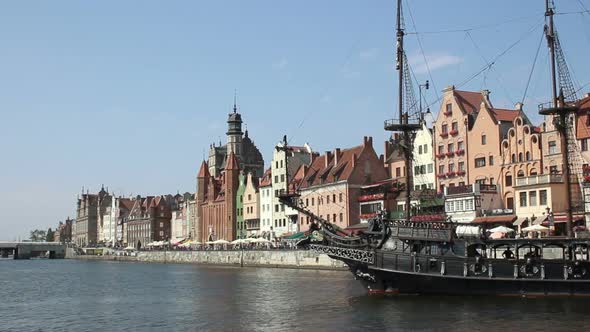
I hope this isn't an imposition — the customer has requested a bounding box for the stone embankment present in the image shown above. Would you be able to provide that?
[70,249,347,270]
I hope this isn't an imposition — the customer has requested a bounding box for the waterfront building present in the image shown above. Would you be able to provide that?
[74,186,111,247]
[126,195,172,249]
[55,218,73,243]
[271,141,313,237]
[208,103,264,178]
[243,172,260,237]
[384,134,406,180]
[195,152,240,243]
[236,172,247,239]
[258,168,274,239]
[115,198,134,246]
[96,187,113,245]
[412,122,435,190]
[499,111,543,210]
[170,193,194,242]
[433,86,481,192]
[296,137,389,231]
[444,183,506,224]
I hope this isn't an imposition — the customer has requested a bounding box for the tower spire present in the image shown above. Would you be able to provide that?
[233,89,237,113]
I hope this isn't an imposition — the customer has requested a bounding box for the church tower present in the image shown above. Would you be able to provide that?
[226,98,243,161]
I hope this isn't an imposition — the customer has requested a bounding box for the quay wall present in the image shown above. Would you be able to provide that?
[70,250,347,270]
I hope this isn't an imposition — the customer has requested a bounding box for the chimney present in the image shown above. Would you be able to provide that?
[443,85,455,94]
[514,102,523,111]
[352,153,357,168]
[334,148,341,166]
[324,151,332,168]
[379,154,384,164]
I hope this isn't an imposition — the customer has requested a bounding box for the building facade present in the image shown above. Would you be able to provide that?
[296,137,389,231]
[126,196,172,248]
[271,141,313,236]
[412,122,436,190]
[258,168,274,238]
[243,172,260,237]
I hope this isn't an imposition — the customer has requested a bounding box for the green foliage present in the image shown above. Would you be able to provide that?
[46,228,55,242]
[29,229,47,242]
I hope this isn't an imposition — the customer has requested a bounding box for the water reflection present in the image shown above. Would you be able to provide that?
[0,260,588,331]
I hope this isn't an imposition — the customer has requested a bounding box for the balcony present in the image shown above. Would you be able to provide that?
[445,151,455,157]
[446,171,456,178]
[445,183,497,196]
[436,153,445,159]
[440,132,449,138]
[437,173,446,179]
[514,174,563,187]
[450,129,459,136]
[455,149,465,156]
[456,170,466,176]
[443,111,452,116]
[358,193,385,202]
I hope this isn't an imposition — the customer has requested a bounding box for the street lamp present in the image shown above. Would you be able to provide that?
[419,80,429,120]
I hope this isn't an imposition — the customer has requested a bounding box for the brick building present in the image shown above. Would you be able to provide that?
[126,195,172,249]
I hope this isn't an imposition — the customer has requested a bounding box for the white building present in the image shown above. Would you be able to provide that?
[100,197,117,245]
[271,142,313,236]
[259,168,274,239]
[412,122,436,190]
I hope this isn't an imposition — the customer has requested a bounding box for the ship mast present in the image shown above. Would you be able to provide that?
[385,0,421,220]
[540,0,577,237]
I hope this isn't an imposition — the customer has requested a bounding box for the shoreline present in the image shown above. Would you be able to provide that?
[68,249,348,271]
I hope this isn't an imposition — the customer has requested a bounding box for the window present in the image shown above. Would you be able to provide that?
[582,139,589,152]
[449,163,455,172]
[475,179,486,185]
[458,141,464,150]
[540,190,548,205]
[423,144,428,153]
[457,200,464,211]
[326,195,330,204]
[442,124,448,134]
[327,214,330,221]
[160,222,164,228]
[280,160,283,168]
[518,153,523,162]
[505,175,513,187]
[517,170,525,177]
[529,191,537,206]
[275,161,279,168]
[419,145,423,154]
[445,201,454,213]
[459,181,465,186]
[248,194,251,201]
[280,204,285,212]
[275,205,279,212]
[548,141,558,154]
[465,199,474,211]
[427,163,434,173]
[396,167,401,177]
[447,143,454,153]
[339,193,343,202]
[439,165,445,174]
[475,157,486,168]
[280,174,285,182]
[511,154,516,163]
[452,122,458,131]
[490,177,494,184]
[159,231,164,236]
[489,156,494,166]
[526,152,531,161]
[458,161,465,171]
[446,103,452,115]
[274,175,278,183]
[333,214,337,222]
[311,197,315,206]
[438,145,444,154]
[340,213,343,222]
[550,165,559,174]
[519,192,527,207]
[481,134,487,145]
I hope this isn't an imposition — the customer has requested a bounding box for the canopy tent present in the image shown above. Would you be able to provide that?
[124,246,135,250]
[455,225,481,238]
[251,238,272,244]
[283,232,305,240]
[488,226,515,233]
[206,239,230,245]
[522,224,550,232]
[489,231,505,239]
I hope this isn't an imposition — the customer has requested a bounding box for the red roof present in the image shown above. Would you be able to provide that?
[197,160,210,178]
[472,215,516,223]
[491,108,519,122]
[299,145,364,189]
[226,152,239,170]
[259,167,272,187]
[454,90,484,114]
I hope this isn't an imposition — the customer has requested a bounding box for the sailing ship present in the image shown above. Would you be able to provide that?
[278,0,590,296]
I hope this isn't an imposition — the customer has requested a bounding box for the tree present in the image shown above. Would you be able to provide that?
[29,229,47,242]
[46,228,55,242]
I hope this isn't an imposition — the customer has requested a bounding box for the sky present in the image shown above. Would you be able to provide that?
[1,0,589,240]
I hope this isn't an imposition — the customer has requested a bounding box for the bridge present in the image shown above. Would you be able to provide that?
[0,242,66,259]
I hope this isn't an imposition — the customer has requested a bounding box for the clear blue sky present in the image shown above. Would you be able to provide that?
[1,0,589,239]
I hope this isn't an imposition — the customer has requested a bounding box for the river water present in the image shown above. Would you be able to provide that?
[0,259,588,331]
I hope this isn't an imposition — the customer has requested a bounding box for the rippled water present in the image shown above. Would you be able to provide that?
[1,259,589,331]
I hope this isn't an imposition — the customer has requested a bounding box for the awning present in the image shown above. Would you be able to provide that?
[513,217,528,226]
[410,214,446,222]
[552,214,585,223]
[472,215,517,224]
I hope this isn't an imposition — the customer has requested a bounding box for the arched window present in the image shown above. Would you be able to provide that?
[525,151,531,161]
[511,154,516,163]
[518,153,523,162]
[517,170,525,177]
[530,169,538,176]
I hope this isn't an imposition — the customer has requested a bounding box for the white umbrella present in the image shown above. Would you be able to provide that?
[212,239,229,244]
[522,224,550,232]
[231,239,246,244]
[488,226,515,233]
[252,238,271,244]
[124,246,135,250]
